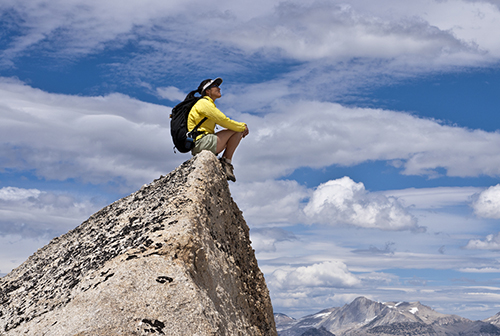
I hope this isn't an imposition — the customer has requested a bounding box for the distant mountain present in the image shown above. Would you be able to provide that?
[275,296,500,336]
[485,312,500,327]
[275,313,298,330]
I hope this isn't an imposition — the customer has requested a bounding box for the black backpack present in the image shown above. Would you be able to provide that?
[170,96,207,153]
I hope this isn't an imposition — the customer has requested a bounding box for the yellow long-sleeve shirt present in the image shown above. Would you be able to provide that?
[187,97,246,140]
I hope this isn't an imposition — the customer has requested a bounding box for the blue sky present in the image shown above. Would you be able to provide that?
[2,0,500,321]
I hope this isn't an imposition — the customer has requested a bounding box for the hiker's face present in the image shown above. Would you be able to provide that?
[206,86,221,100]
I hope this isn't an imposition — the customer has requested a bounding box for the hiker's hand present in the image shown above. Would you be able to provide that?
[242,125,249,138]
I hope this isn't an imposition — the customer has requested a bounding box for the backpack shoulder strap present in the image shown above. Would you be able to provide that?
[188,97,209,136]
[191,97,209,130]
[193,116,208,131]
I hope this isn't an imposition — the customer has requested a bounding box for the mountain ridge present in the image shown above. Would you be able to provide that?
[276,296,500,336]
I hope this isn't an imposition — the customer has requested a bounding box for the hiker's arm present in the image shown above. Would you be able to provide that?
[199,99,246,132]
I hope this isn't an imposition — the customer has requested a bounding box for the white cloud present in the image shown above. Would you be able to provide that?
[111,0,500,99]
[338,0,500,58]
[4,78,500,194]
[464,232,500,250]
[235,100,500,182]
[471,184,500,219]
[250,228,297,253]
[0,0,195,62]
[0,186,101,238]
[0,78,177,188]
[222,1,475,63]
[3,0,500,88]
[261,219,500,318]
[0,0,279,73]
[384,187,481,209]
[459,267,500,273]
[156,86,185,102]
[269,261,361,290]
[1,0,498,64]
[232,178,422,232]
[0,187,41,201]
[303,177,421,231]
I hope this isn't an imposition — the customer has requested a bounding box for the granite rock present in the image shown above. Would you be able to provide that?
[0,151,277,336]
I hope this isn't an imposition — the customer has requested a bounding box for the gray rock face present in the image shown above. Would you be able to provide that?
[0,151,277,336]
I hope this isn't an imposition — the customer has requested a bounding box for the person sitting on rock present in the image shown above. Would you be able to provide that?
[187,77,249,182]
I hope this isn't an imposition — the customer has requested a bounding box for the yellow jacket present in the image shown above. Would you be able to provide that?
[187,97,246,140]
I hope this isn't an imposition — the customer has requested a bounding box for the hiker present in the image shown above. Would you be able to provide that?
[187,78,249,182]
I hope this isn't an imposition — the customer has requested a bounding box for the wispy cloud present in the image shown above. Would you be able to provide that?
[3,0,500,96]
[0,0,198,63]
[384,187,482,209]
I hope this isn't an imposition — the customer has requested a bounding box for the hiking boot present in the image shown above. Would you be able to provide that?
[219,157,236,182]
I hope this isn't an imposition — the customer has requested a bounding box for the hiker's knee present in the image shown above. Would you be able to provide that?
[216,130,242,154]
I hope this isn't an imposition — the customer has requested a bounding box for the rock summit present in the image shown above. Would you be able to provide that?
[0,151,277,336]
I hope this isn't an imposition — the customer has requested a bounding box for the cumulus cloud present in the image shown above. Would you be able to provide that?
[232,178,422,232]
[0,186,101,238]
[471,184,500,219]
[464,232,500,250]
[303,177,421,231]
[269,261,361,290]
